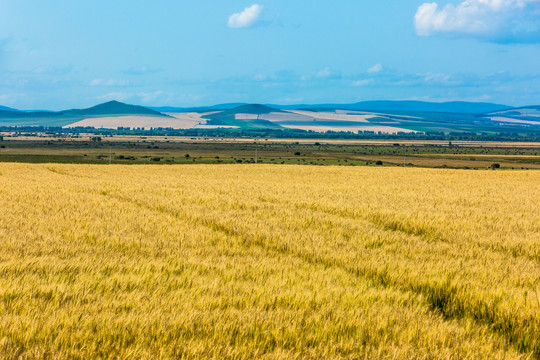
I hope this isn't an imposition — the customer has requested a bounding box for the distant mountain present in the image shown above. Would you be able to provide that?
[0,101,168,128]
[511,105,540,111]
[150,103,247,113]
[64,100,166,116]
[153,101,515,115]
[0,100,522,116]
[0,105,18,111]
[284,101,511,114]
[217,104,285,116]
[0,110,59,119]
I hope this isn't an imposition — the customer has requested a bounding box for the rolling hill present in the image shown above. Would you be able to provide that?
[0,105,19,112]
[197,102,539,134]
[205,104,286,129]
[64,100,166,117]
[0,100,539,135]
[0,101,168,127]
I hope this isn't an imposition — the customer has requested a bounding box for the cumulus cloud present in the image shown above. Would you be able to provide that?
[0,94,30,107]
[228,4,264,28]
[368,64,383,73]
[96,92,130,102]
[420,72,462,85]
[252,73,267,81]
[316,67,331,78]
[33,65,72,75]
[353,79,373,87]
[138,91,163,103]
[415,0,540,42]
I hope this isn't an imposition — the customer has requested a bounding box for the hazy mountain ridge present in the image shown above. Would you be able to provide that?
[0,105,19,112]
[0,100,524,116]
[150,103,247,113]
[0,101,169,127]
[0,101,167,118]
[333,101,509,114]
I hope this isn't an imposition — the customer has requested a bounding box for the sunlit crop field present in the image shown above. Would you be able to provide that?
[1,164,539,359]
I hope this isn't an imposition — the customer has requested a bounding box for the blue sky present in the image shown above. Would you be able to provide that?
[1,0,540,109]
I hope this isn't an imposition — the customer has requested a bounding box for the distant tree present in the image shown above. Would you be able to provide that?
[376,160,383,166]
[490,163,501,169]
[185,154,190,159]
[294,152,301,156]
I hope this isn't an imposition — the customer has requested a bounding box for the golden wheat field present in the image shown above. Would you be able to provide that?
[0,163,539,359]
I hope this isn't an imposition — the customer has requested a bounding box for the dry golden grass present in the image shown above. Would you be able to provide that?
[0,164,539,359]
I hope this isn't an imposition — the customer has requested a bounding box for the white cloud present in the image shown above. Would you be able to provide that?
[138,91,163,103]
[33,65,72,75]
[368,64,383,73]
[96,92,130,102]
[415,0,540,42]
[253,73,267,81]
[90,78,130,87]
[0,94,29,107]
[419,72,464,86]
[353,79,373,87]
[228,4,263,28]
[316,67,331,78]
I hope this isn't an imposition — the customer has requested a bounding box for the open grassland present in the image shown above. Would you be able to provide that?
[1,136,539,168]
[3,134,540,147]
[0,164,539,359]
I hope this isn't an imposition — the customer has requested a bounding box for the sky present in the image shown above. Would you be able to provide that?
[1,0,540,110]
